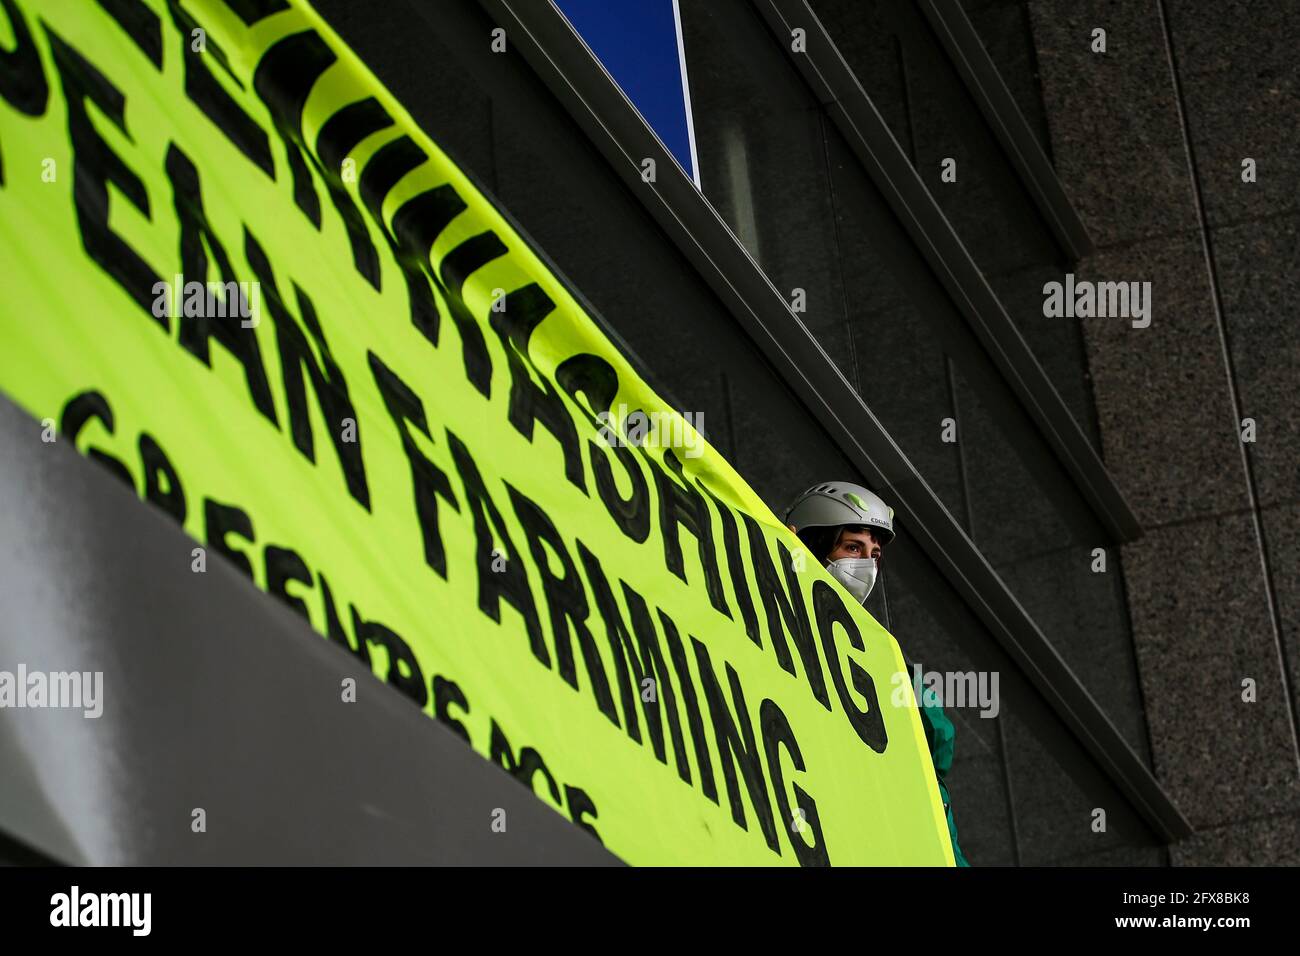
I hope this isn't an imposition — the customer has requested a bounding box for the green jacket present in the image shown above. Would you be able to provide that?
[917,688,970,866]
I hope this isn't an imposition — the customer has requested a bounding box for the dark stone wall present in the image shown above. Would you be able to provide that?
[1022,0,1300,864]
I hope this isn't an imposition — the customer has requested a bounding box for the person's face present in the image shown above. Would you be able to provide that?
[826,527,883,563]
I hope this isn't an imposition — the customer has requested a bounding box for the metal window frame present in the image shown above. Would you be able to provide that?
[474,0,1191,842]
[916,0,1093,260]
[751,0,1139,545]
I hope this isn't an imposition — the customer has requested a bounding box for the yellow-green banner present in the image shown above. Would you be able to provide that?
[0,0,952,865]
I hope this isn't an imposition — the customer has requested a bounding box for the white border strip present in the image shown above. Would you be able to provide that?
[671,0,702,189]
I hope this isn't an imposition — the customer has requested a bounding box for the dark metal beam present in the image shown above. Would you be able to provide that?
[918,0,1094,260]
[476,0,1189,842]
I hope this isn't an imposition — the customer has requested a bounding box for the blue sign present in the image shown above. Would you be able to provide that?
[553,0,701,186]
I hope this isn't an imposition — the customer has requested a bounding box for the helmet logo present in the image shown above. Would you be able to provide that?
[845,491,871,513]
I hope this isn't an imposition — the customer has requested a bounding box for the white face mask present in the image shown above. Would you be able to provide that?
[825,557,877,604]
